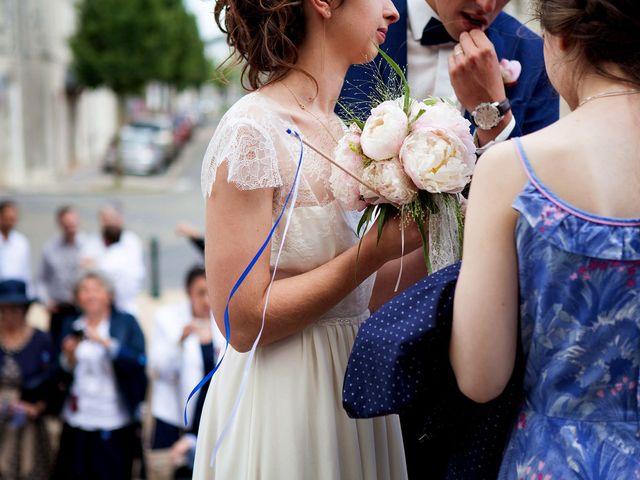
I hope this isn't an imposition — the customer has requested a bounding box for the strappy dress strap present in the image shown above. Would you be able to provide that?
[511,138,640,227]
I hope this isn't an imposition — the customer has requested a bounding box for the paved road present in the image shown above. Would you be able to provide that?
[8,122,216,295]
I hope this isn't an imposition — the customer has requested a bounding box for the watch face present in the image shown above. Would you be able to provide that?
[473,104,501,130]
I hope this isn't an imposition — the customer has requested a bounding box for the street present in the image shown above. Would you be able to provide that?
[8,121,217,295]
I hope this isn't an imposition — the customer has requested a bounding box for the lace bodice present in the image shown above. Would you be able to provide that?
[201,92,375,320]
[202,92,337,209]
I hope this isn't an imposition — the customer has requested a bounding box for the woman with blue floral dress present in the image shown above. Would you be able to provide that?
[449,0,640,478]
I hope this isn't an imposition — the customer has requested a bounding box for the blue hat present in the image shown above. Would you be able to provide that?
[0,280,33,305]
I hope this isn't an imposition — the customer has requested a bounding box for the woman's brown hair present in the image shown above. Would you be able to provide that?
[534,0,640,88]
[214,0,311,90]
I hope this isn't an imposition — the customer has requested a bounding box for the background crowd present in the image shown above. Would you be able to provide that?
[0,199,222,480]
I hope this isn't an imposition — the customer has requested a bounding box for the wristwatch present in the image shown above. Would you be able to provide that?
[471,99,511,130]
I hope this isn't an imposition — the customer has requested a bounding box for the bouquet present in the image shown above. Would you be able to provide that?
[329,49,476,275]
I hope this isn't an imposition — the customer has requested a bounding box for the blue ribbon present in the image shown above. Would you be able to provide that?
[184,129,304,426]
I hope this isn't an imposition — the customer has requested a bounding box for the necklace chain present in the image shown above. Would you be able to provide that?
[282,82,339,145]
[578,88,640,107]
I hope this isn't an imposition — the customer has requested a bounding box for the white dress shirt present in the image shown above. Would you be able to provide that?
[406,0,515,151]
[63,318,132,431]
[81,230,145,315]
[149,300,225,428]
[0,230,32,295]
[406,0,457,103]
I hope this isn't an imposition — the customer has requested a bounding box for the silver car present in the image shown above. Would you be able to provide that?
[117,118,176,175]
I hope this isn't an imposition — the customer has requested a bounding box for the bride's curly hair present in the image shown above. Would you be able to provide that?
[215,0,342,91]
[534,0,640,88]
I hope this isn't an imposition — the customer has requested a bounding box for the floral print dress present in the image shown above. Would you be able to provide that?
[498,139,640,480]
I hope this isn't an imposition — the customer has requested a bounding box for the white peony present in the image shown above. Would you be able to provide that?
[400,127,475,194]
[330,124,367,211]
[359,157,418,206]
[360,101,409,161]
[411,100,476,161]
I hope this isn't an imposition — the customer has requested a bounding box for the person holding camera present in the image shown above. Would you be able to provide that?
[52,271,147,480]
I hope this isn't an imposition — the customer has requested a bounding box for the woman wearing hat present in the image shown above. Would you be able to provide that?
[0,279,55,479]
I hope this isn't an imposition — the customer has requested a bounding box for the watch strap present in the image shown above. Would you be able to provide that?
[496,98,511,116]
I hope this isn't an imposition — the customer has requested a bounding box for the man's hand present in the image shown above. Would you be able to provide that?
[449,30,514,146]
[79,257,97,270]
[180,323,197,343]
[62,335,80,367]
[181,321,213,344]
[11,400,45,419]
[170,435,194,466]
[449,30,506,112]
[85,325,113,350]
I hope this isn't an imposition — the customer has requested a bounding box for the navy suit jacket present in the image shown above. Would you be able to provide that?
[341,5,559,137]
[57,307,148,418]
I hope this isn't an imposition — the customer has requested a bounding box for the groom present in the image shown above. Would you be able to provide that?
[342,0,559,477]
[342,0,559,154]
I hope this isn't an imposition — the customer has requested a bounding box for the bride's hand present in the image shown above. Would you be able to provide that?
[362,212,426,263]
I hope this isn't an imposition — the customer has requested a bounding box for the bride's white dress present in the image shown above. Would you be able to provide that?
[193,92,407,479]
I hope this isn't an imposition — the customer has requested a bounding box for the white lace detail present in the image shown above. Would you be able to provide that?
[200,92,373,324]
[201,107,282,197]
[201,92,336,213]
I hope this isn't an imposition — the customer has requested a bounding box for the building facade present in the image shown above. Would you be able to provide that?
[0,0,117,188]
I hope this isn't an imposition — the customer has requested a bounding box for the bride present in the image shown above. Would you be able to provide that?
[194,0,427,478]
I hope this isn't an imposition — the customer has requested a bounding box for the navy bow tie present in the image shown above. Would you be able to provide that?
[420,17,455,46]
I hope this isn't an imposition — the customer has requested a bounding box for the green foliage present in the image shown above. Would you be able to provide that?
[356,205,376,238]
[375,46,410,114]
[156,0,211,90]
[70,0,210,95]
[336,100,365,130]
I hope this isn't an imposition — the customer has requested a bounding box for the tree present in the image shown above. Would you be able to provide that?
[70,0,166,120]
[156,1,211,90]
[69,0,210,119]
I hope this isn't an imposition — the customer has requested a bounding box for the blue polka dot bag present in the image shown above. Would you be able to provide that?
[343,262,463,419]
[343,262,525,479]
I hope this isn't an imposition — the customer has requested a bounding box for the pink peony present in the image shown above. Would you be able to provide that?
[400,127,475,194]
[411,100,476,161]
[359,157,418,206]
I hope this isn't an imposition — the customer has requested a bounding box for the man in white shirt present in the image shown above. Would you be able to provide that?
[81,203,145,316]
[0,200,33,295]
[147,266,224,477]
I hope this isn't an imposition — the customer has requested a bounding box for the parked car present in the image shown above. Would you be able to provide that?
[104,117,176,175]
[172,114,195,148]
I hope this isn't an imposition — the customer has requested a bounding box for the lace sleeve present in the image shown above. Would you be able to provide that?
[201,117,283,197]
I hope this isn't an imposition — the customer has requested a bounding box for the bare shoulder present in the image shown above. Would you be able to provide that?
[471,139,527,202]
